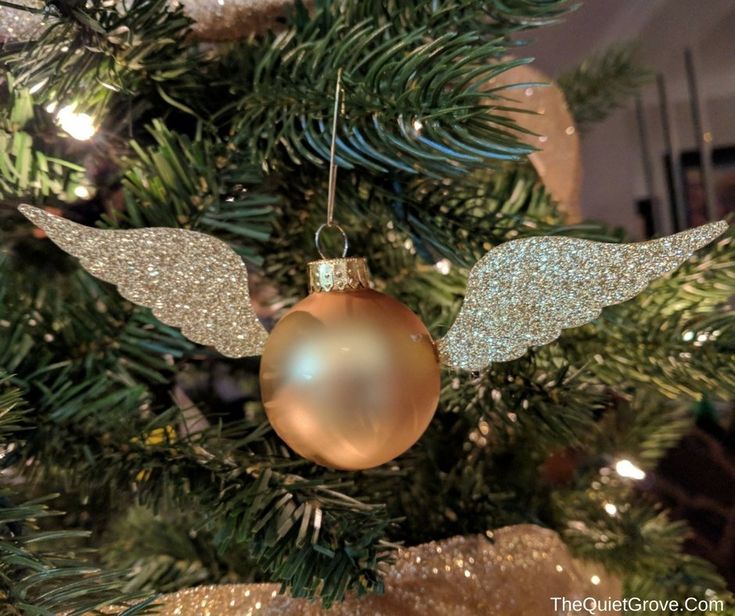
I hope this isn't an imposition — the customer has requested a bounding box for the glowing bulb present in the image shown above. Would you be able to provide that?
[434,258,451,275]
[603,502,618,516]
[56,105,96,141]
[590,575,601,585]
[412,118,423,133]
[615,459,646,480]
[74,185,92,199]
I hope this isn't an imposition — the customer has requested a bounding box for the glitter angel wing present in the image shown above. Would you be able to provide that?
[438,222,728,371]
[19,205,269,357]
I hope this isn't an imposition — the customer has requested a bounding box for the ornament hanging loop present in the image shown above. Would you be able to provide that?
[315,222,349,259]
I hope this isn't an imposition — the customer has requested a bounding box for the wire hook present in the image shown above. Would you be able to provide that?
[326,68,343,227]
[313,69,347,260]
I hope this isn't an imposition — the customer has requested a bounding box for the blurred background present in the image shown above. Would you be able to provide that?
[529,0,735,239]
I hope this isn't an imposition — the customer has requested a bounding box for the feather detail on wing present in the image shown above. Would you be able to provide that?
[19,205,268,358]
[438,222,728,371]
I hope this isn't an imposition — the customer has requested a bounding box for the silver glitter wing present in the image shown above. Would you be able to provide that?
[438,222,728,371]
[19,205,269,358]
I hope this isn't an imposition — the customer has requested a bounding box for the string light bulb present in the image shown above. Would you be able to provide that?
[74,185,92,200]
[434,258,451,275]
[614,459,646,480]
[55,105,97,141]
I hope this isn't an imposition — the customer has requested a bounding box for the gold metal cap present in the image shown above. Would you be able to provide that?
[308,257,372,293]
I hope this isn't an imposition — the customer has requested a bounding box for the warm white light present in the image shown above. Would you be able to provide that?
[590,575,601,586]
[56,105,96,141]
[603,502,618,516]
[434,258,451,275]
[74,185,91,199]
[615,459,646,480]
[412,118,423,133]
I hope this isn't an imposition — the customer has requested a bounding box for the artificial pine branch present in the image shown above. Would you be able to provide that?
[0,0,196,119]
[314,0,573,34]
[226,19,535,176]
[560,229,735,401]
[0,378,155,614]
[558,43,652,132]
[118,120,277,262]
[0,77,85,202]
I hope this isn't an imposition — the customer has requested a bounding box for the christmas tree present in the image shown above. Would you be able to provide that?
[1,1,734,614]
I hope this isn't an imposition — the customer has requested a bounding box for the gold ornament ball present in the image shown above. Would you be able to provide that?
[259,259,440,470]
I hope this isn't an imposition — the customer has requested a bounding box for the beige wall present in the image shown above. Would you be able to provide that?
[525,0,735,237]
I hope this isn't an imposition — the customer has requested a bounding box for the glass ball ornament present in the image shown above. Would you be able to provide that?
[259,258,441,470]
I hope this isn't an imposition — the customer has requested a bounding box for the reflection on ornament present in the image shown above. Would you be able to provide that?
[486,62,583,222]
[152,525,621,615]
[260,258,440,469]
[0,1,300,43]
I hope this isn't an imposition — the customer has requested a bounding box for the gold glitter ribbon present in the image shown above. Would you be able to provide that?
[152,525,621,616]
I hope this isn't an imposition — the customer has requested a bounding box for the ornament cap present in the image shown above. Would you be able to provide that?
[308,257,372,293]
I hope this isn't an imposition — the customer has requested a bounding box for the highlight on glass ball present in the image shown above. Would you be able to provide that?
[259,258,441,470]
